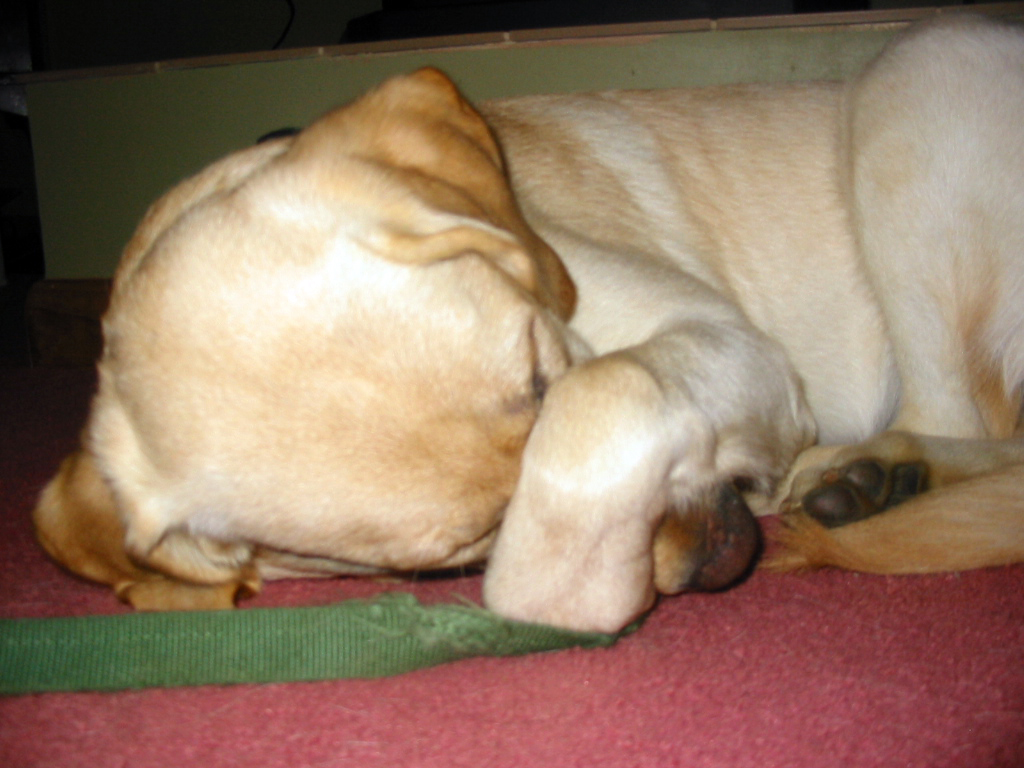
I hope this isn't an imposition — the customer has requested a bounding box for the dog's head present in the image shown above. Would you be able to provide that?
[90,69,577,579]
[61,69,757,629]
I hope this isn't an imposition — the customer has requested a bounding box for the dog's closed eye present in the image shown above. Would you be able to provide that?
[503,317,560,415]
[504,368,546,416]
[529,312,570,396]
[531,369,548,403]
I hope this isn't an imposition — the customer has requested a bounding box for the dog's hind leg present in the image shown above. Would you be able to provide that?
[769,430,1024,574]
[769,16,1024,574]
[844,15,1024,442]
[781,430,1024,525]
[768,459,1024,574]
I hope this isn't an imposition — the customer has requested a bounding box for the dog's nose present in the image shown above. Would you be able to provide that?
[652,482,762,595]
[686,483,762,591]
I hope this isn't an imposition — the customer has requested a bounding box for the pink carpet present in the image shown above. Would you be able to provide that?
[2,366,1022,767]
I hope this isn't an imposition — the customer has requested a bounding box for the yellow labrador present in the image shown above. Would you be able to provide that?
[34,14,1024,632]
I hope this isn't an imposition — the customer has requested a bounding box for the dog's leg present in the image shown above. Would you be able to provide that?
[782,431,1024,525]
[771,432,1024,574]
[769,460,1024,574]
[844,16,1024,443]
[484,316,814,632]
[770,16,1024,573]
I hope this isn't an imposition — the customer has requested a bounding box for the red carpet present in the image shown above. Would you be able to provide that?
[2,366,1023,767]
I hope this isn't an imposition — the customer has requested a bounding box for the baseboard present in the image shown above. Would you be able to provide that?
[26,279,111,367]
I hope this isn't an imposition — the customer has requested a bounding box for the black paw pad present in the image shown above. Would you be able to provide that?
[887,462,929,508]
[801,459,929,528]
[801,482,877,529]
[839,459,888,502]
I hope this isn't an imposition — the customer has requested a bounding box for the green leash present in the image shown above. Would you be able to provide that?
[0,593,636,695]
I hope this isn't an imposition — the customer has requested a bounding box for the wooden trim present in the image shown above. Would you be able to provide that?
[14,4,1024,85]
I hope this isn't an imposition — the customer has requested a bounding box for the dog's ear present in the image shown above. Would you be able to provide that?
[378,219,539,294]
[296,68,577,319]
[379,69,577,318]
[394,67,508,171]
[33,448,260,610]
[296,67,507,198]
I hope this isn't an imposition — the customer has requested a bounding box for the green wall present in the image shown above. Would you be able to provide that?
[26,23,903,279]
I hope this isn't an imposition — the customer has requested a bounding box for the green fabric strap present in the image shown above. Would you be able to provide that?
[0,593,632,695]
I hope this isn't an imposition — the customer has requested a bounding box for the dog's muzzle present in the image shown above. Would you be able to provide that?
[687,483,761,591]
[654,482,762,595]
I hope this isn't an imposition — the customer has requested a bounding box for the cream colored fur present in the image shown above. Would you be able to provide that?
[33,15,1024,632]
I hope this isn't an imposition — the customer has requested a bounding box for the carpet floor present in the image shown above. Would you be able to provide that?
[2,367,1022,767]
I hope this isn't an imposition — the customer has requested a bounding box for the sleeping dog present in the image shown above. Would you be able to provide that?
[34,14,1024,632]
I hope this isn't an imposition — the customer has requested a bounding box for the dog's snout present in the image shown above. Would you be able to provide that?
[654,482,761,595]
[687,483,761,591]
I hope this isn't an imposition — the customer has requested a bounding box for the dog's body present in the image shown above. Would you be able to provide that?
[34,15,1024,631]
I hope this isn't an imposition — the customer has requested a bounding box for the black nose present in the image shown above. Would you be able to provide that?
[687,483,761,592]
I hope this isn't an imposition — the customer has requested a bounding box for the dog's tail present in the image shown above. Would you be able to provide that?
[764,463,1024,574]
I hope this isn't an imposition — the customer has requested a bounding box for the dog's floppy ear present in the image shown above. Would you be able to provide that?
[296,68,576,319]
[378,219,540,293]
[396,67,508,171]
[394,69,577,318]
[33,448,259,610]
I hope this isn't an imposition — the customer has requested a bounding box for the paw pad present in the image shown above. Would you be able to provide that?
[800,459,928,529]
